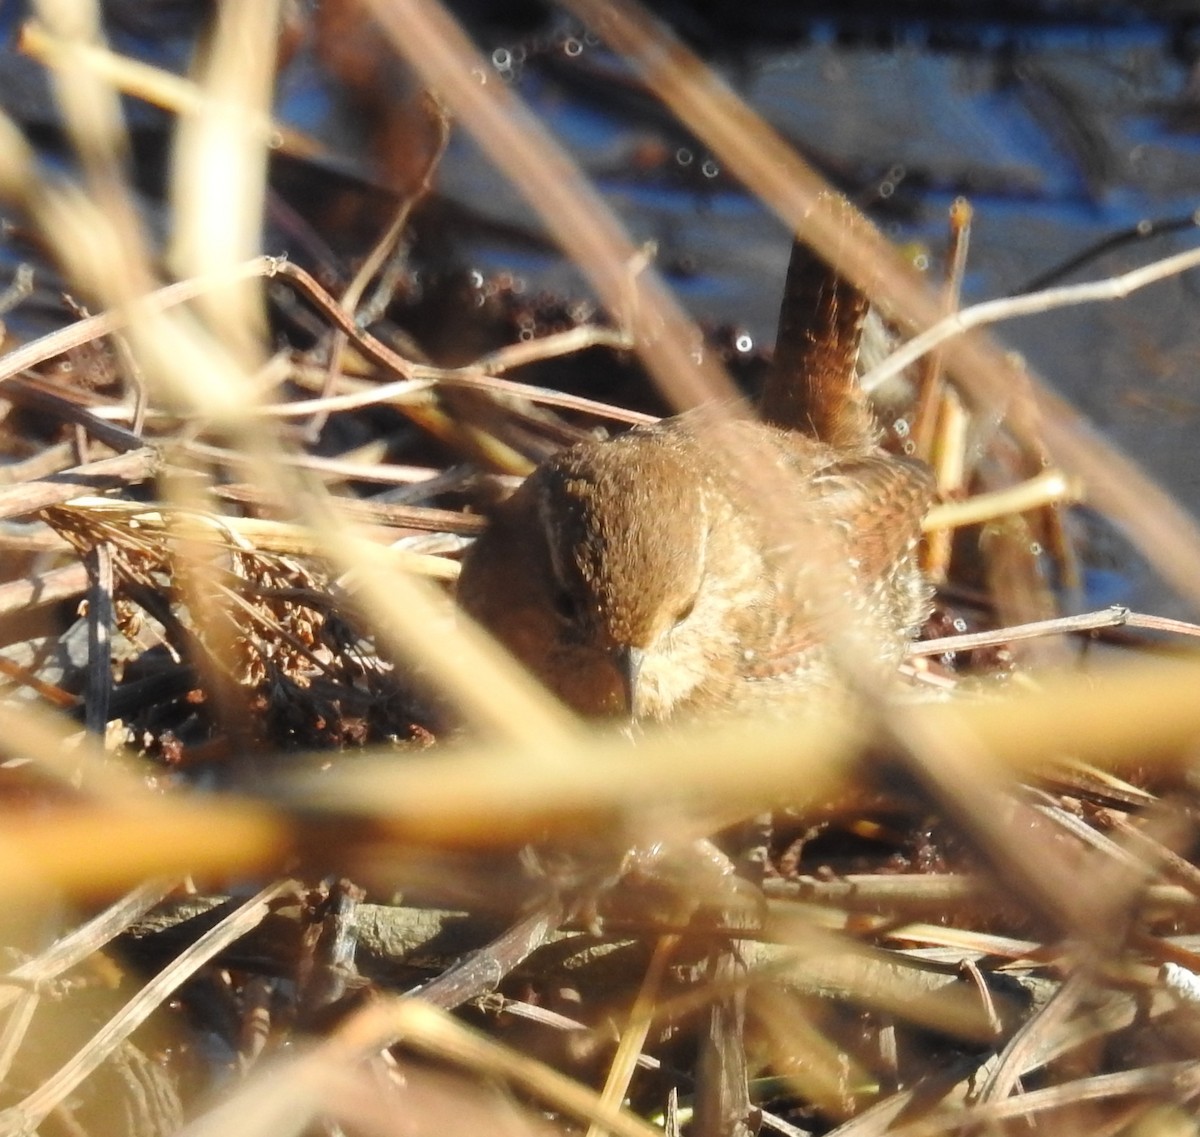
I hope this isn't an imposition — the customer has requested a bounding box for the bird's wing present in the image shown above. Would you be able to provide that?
[810,454,934,580]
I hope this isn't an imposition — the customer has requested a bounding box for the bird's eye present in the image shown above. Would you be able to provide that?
[553,587,583,625]
[673,597,696,626]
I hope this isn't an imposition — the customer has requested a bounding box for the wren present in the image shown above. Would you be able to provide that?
[457,232,934,721]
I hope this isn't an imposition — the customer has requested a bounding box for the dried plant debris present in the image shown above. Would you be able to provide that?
[2,4,1200,1137]
[33,500,443,764]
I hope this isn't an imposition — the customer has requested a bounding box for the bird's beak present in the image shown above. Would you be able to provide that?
[615,644,645,718]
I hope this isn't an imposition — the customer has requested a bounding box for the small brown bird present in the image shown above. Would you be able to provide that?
[458,236,934,722]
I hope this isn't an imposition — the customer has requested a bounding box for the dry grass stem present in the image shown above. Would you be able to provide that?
[909,606,1200,656]
[922,468,1082,533]
[0,3,1198,1134]
[18,18,319,160]
[858,242,1200,394]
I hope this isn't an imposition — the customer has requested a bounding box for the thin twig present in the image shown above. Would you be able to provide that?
[0,448,158,521]
[860,242,1200,394]
[83,543,114,737]
[414,896,564,1011]
[4,376,150,454]
[272,259,649,423]
[588,935,679,1137]
[895,1061,1200,1137]
[0,257,280,385]
[912,196,972,460]
[910,607,1200,657]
